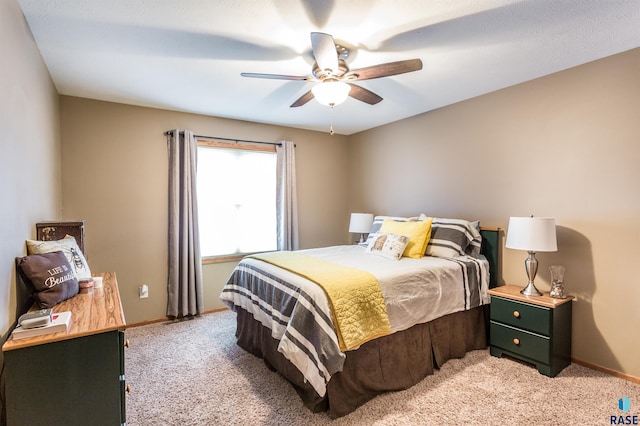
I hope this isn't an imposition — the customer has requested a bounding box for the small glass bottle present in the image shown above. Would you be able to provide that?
[549,265,566,299]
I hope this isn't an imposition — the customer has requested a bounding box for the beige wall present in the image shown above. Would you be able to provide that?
[59,97,350,324]
[0,0,61,337]
[348,48,640,378]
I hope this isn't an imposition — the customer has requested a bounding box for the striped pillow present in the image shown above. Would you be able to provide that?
[421,215,482,258]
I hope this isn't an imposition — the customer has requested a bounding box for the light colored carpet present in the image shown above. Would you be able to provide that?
[125,310,638,425]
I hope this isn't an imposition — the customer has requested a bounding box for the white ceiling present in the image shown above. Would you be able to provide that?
[18,0,640,135]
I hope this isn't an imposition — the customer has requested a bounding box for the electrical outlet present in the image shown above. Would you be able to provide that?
[139,284,149,299]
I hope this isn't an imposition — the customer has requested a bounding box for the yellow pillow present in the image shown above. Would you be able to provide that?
[379,217,433,259]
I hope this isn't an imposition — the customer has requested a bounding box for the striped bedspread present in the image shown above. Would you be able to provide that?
[220,245,490,397]
[247,251,391,351]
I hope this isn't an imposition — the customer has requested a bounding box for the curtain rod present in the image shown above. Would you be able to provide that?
[164,130,283,147]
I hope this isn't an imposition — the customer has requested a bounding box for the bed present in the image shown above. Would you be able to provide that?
[221,217,500,418]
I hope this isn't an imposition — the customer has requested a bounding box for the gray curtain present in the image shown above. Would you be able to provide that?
[276,140,299,251]
[167,129,204,317]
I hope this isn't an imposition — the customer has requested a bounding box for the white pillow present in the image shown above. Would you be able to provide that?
[26,235,92,281]
[365,233,410,261]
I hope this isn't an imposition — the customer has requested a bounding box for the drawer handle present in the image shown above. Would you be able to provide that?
[513,311,520,318]
[513,338,520,345]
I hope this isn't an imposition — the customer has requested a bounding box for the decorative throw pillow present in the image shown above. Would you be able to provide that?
[26,235,92,281]
[421,215,482,258]
[360,215,420,247]
[365,233,411,260]
[17,251,79,309]
[379,217,433,259]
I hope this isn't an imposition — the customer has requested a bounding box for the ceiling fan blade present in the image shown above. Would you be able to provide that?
[290,90,315,107]
[350,58,423,81]
[310,32,338,73]
[241,72,310,81]
[348,84,383,105]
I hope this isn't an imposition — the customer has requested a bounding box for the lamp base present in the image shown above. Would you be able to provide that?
[520,282,543,297]
[520,251,543,296]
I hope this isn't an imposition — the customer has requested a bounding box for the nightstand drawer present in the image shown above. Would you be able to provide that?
[490,321,550,364]
[490,296,551,335]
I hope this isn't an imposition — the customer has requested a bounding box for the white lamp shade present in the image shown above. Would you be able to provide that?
[349,213,374,234]
[506,216,557,252]
[312,81,351,106]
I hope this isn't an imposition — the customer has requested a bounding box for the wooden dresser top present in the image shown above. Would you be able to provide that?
[2,272,126,351]
[488,284,574,308]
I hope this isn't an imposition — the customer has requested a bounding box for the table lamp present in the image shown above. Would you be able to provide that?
[506,216,557,296]
[349,213,374,244]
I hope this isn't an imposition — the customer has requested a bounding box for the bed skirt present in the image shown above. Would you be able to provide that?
[235,305,488,418]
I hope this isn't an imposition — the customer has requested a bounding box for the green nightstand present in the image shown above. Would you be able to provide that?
[488,285,573,377]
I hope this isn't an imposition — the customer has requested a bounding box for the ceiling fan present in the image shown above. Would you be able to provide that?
[241,32,423,108]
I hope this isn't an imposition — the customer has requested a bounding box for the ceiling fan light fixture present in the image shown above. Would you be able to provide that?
[312,81,350,106]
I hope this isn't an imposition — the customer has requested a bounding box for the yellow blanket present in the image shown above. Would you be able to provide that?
[248,251,391,351]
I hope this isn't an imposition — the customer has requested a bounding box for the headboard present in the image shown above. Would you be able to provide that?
[480,227,500,289]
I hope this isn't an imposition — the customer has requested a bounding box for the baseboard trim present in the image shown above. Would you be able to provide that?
[572,357,640,385]
[126,307,229,328]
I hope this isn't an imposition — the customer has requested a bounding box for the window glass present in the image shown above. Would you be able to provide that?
[197,144,277,257]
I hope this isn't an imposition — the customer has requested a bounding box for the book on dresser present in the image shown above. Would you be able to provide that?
[11,311,72,340]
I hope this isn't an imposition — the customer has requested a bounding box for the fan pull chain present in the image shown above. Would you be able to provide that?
[329,104,335,135]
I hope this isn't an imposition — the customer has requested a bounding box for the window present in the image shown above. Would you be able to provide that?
[197,140,277,262]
